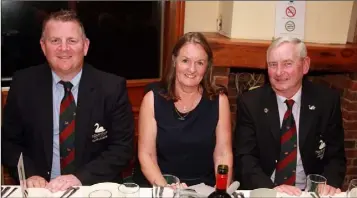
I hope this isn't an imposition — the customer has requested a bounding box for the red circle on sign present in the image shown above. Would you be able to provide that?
[286,6,296,17]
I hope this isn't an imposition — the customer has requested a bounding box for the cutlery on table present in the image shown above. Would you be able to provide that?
[159,186,164,198]
[65,187,79,198]
[1,187,11,196]
[60,187,73,198]
[4,187,18,198]
[310,192,322,198]
[60,187,80,198]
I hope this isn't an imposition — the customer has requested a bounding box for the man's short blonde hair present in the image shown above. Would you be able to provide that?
[41,9,86,38]
[266,37,307,61]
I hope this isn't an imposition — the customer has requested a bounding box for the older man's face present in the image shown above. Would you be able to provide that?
[267,42,310,98]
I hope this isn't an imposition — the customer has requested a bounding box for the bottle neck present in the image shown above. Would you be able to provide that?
[216,173,228,191]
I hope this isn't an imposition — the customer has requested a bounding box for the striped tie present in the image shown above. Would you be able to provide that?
[274,99,297,186]
[59,81,76,175]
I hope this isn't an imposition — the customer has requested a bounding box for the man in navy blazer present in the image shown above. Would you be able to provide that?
[234,37,346,196]
[2,10,134,192]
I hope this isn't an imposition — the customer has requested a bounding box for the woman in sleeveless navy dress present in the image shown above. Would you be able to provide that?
[133,32,233,187]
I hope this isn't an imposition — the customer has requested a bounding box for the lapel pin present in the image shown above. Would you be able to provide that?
[264,108,269,113]
[308,105,316,110]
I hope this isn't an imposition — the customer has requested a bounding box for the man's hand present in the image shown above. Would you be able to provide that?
[26,176,48,188]
[322,185,341,196]
[46,175,82,192]
[274,184,302,196]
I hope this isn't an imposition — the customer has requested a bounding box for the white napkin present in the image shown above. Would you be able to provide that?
[182,181,240,197]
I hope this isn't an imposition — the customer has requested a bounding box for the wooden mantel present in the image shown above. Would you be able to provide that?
[203,32,357,72]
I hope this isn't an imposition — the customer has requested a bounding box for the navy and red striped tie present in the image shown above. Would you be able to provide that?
[59,81,76,175]
[275,99,297,186]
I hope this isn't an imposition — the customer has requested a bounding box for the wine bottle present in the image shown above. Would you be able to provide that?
[208,164,231,198]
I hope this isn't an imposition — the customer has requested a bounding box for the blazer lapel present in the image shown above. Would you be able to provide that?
[36,65,53,168]
[265,87,281,144]
[299,80,317,149]
[75,64,97,167]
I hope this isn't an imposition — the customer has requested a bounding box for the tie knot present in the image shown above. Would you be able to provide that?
[59,81,73,92]
[285,99,295,109]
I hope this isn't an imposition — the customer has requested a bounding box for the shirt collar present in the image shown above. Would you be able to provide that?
[276,86,302,107]
[52,69,82,90]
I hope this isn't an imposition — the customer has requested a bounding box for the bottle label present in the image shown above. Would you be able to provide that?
[216,174,228,190]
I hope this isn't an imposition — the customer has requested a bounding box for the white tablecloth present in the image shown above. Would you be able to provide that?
[1,185,347,198]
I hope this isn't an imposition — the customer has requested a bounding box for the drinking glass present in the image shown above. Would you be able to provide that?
[305,174,327,196]
[118,183,140,197]
[152,174,180,198]
[347,179,357,198]
[88,189,112,198]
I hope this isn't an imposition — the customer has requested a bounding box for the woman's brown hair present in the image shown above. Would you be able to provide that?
[160,32,226,101]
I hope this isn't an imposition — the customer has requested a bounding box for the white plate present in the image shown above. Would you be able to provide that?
[83,182,120,197]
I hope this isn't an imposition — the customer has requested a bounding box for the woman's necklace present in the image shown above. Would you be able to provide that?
[174,107,189,121]
[174,93,202,121]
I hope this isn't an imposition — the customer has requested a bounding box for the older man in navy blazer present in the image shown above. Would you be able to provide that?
[234,37,346,196]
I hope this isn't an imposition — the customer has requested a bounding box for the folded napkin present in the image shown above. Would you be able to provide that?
[181,181,240,197]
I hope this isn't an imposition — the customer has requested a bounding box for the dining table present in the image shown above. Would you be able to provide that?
[0,184,348,198]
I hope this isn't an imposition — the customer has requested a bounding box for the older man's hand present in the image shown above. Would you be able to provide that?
[322,185,341,196]
[274,184,302,196]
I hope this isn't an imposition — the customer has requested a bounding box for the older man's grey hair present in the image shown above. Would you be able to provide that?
[266,37,307,61]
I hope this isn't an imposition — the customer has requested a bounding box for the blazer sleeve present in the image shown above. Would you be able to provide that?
[1,72,38,181]
[322,92,346,188]
[234,97,274,189]
[75,79,134,185]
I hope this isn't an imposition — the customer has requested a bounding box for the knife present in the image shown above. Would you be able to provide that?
[65,187,79,198]
[60,187,74,198]
[4,187,17,198]
[1,187,11,196]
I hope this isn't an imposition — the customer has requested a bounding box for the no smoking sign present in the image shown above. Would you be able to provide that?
[286,6,296,17]
[275,1,305,39]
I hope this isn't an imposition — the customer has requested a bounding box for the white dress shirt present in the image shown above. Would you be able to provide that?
[270,87,306,190]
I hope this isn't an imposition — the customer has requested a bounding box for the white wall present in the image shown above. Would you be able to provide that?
[184,1,219,33]
[184,1,356,44]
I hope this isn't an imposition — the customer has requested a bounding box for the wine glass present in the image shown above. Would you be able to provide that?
[305,174,327,196]
[118,183,140,197]
[347,179,357,198]
[152,174,180,198]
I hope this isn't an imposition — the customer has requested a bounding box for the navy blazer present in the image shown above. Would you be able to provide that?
[2,63,134,185]
[234,80,346,189]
